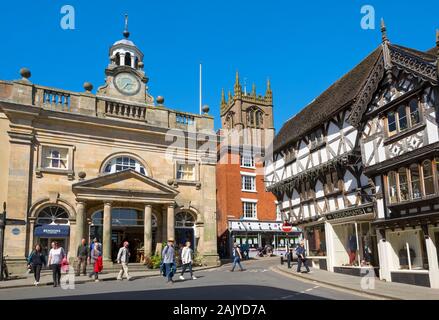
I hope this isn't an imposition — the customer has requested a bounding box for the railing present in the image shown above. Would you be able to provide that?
[43,89,71,110]
[175,113,195,126]
[105,100,147,120]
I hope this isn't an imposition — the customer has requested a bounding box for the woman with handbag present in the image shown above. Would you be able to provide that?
[27,244,46,286]
[88,243,102,282]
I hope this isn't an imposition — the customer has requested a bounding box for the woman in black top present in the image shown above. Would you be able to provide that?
[28,244,46,286]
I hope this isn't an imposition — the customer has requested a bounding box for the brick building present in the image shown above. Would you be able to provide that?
[216,74,300,258]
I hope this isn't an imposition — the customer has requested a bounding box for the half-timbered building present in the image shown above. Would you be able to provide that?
[266,48,379,276]
[361,25,439,288]
[266,21,439,288]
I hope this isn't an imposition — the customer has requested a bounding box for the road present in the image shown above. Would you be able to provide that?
[0,259,371,300]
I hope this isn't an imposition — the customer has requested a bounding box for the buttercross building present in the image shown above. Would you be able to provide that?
[0,20,219,272]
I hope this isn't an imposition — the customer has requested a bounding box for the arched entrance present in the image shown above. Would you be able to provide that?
[34,205,70,256]
[175,211,196,250]
[90,208,157,262]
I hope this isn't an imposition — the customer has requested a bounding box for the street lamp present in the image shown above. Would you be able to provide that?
[0,202,6,281]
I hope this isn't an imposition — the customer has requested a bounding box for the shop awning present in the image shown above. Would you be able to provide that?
[228,220,302,233]
[34,225,70,237]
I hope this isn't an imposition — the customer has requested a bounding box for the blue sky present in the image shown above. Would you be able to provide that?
[1,1,438,131]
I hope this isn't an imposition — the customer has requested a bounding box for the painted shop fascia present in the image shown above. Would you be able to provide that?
[0,22,219,273]
[265,22,439,288]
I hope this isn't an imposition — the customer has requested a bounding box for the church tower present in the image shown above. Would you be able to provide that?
[216,73,277,258]
[220,72,274,148]
[97,15,154,105]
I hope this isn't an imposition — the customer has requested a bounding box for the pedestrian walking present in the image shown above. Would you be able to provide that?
[27,244,46,286]
[231,243,245,272]
[88,243,102,282]
[161,238,176,283]
[76,238,89,276]
[48,241,66,287]
[296,241,310,273]
[179,241,196,280]
[117,241,131,281]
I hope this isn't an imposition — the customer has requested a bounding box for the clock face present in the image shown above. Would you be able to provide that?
[114,72,140,95]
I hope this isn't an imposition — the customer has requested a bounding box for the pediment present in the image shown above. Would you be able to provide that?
[72,169,178,196]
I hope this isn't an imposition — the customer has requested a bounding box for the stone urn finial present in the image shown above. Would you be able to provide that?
[83,82,93,93]
[20,68,31,80]
[156,96,165,105]
[202,105,210,114]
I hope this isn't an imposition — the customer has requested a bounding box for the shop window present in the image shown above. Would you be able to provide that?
[388,229,429,270]
[91,208,154,227]
[422,160,435,196]
[306,225,326,256]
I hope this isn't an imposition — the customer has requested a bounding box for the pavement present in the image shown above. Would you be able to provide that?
[0,258,371,300]
[0,264,217,290]
[273,263,439,300]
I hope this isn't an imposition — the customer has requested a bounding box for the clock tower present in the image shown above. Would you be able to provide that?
[97,15,154,105]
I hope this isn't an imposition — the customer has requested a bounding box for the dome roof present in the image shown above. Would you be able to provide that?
[113,39,136,47]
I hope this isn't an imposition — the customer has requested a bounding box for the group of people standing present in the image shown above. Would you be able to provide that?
[26,237,198,286]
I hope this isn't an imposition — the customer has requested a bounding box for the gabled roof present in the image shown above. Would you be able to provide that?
[274,46,383,152]
[390,44,436,62]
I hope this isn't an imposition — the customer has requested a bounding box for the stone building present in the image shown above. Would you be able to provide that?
[216,74,300,258]
[0,22,219,272]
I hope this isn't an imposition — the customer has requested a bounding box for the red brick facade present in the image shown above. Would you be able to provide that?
[216,151,277,240]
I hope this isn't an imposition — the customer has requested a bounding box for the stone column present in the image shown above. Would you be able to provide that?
[167,204,175,241]
[103,201,112,264]
[76,201,86,249]
[144,204,152,257]
[162,206,167,242]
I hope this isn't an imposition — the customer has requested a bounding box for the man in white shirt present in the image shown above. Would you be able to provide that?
[117,241,131,280]
[179,241,197,280]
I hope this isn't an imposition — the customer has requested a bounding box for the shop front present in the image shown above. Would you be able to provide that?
[324,203,379,276]
[303,221,327,270]
[32,205,72,257]
[373,212,439,288]
[228,219,301,258]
